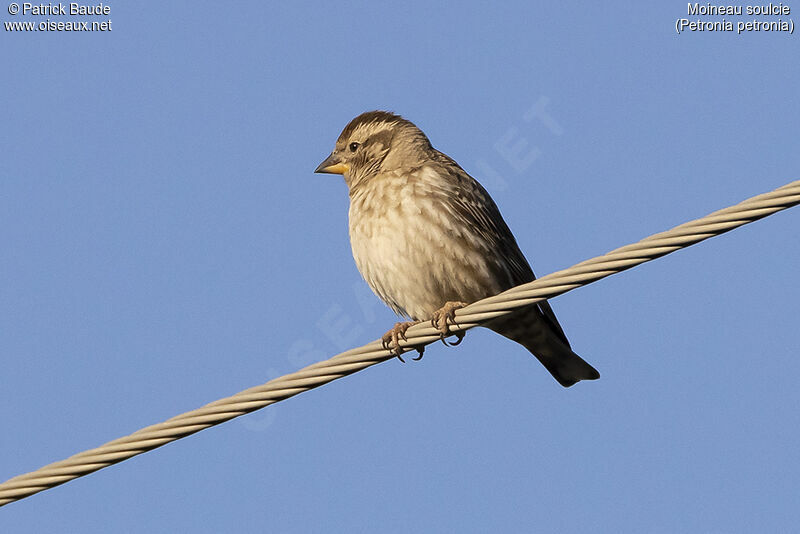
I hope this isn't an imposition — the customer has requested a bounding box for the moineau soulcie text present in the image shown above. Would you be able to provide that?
[688,2,791,15]
[21,3,110,16]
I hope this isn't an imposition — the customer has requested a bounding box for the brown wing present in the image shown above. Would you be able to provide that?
[429,151,572,348]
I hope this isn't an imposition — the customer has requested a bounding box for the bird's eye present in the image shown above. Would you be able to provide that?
[349,142,360,152]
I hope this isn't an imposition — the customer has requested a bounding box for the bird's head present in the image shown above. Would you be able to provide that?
[315,111,432,189]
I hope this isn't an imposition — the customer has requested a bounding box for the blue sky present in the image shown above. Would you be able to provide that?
[2,2,798,532]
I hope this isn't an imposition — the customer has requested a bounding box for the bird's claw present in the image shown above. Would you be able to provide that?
[431,301,468,347]
[381,321,423,362]
[440,332,465,347]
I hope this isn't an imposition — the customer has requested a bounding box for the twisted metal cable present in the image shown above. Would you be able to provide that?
[1,180,798,507]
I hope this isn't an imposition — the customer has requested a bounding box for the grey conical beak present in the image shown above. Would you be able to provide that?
[314,153,349,174]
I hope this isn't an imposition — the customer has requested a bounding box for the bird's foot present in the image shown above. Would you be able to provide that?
[381,321,424,362]
[431,301,468,347]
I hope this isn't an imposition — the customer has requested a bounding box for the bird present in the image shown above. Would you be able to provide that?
[315,111,599,387]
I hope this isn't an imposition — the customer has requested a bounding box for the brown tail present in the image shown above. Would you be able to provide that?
[487,303,599,387]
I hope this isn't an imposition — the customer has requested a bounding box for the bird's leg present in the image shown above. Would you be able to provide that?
[381,321,423,362]
[431,301,468,347]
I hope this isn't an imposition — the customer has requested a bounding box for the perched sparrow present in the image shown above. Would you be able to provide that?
[315,111,599,387]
